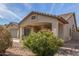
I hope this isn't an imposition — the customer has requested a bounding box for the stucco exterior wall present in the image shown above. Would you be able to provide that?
[20,13,38,27]
[63,24,70,41]
[51,21,59,36]
[63,14,76,41]
[72,32,79,40]
[37,14,59,36]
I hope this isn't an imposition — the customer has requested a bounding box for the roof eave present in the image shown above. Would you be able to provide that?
[19,11,68,25]
[57,16,68,24]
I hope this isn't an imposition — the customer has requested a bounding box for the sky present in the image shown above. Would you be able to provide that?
[0,3,79,27]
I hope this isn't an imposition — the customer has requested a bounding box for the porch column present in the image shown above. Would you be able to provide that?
[51,22,58,36]
[17,29,19,39]
[19,27,23,39]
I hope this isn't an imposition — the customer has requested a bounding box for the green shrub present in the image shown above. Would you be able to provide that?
[22,31,64,56]
[0,26,12,54]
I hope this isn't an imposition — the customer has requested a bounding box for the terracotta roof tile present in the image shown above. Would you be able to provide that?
[19,11,68,25]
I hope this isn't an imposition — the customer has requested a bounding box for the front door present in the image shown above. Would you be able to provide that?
[24,27,31,36]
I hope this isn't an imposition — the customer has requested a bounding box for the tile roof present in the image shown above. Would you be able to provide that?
[59,13,77,31]
[19,11,68,25]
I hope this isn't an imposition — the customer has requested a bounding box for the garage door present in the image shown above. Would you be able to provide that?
[10,29,17,38]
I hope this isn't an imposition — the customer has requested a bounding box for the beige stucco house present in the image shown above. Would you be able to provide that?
[5,11,77,41]
[18,11,77,41]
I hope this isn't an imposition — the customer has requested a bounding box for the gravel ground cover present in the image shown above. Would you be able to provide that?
[3,39,79,56]
[4,40,35,56]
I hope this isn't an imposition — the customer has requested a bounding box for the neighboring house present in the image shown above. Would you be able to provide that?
[18,11,77,41]
[3,11,77,41]
[5,22,19,39]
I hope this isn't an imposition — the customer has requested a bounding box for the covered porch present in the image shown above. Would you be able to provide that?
[19,21,64,39]
[19,22,52,38]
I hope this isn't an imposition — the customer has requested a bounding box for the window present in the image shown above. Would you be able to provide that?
[31,16,36,20]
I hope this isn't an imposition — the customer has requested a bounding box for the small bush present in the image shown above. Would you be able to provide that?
[22,31,64,56]
[0,26,12,54]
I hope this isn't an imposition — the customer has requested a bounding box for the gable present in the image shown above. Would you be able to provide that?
[6,22,19,30]
[19,11,68,27]
[59,13,77,31]
[59,13,73,20]
[19,13,39,26]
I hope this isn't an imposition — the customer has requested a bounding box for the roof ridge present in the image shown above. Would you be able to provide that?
[58,12,75,16]
[32,11,56,17]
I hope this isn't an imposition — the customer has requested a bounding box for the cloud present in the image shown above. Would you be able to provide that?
[0,3,21,23]
[0,3,8,9]
[60,4,79,13]
[23,3,32,9]
[0,15,4,19]
[49,4,55,13]
[57,4,64,11]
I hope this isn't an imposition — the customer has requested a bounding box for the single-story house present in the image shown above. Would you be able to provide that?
[5,22,19,38]
[5,11,77,41]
